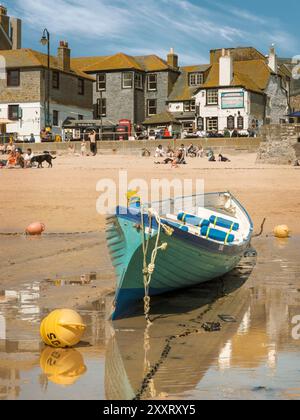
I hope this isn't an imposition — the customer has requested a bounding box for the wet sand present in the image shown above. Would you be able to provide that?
[0,237,300,400]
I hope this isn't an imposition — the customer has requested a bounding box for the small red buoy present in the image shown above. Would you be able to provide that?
[26,222,46,236]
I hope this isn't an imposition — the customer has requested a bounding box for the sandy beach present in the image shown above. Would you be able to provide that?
[1,152,300,235]
[1,151,299,298]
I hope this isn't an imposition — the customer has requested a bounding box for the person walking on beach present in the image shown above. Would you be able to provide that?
[89,130,97,156]
[81,140,87,157]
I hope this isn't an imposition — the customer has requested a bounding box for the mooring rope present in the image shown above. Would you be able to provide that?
[140,206,173,325]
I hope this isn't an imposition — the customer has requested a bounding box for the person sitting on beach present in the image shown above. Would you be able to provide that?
[24,149,34,168]
[187,144,201,158]
[171,149,186,168]
[15,149,25,168]
[155,145,165,159]
[197,145,204,158]
[166,146,174,158]
[154,145,166,163]
[6,151,17,168]
[208,151,216,162]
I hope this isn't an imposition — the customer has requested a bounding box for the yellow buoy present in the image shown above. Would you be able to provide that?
[40,347,87,386]
[274,225,290,239]
[40,309,86,348]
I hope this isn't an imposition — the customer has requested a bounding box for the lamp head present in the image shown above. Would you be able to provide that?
[40,35,48,46]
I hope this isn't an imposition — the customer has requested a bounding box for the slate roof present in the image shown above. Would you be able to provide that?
[168,64,211,101]
[201,60,272,93]
[143,111,179,125]
[72,53,178,73]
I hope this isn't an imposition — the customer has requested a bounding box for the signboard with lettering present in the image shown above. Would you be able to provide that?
[221,92,244,109]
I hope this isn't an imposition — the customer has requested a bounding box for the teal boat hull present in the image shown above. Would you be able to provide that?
[107,195,252,320]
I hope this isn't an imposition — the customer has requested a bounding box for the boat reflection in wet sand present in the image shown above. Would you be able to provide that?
[105,253,257,400]
[106,192,253,320]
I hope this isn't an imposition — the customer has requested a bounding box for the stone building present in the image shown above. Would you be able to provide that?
[0,41,94,141]
[73,45,291,135]
[279,57,300,115]
[193,47,291,133]
[0,5,21,50]
[72,49,180,126]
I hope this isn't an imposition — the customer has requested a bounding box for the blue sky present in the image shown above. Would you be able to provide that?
[7,0,299,64]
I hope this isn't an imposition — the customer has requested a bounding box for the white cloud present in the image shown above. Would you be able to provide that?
[10,0,298,63]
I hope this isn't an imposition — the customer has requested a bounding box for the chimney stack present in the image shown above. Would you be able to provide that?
[268,44,277,74]
[219,49,233,86]
[58,41,71,72]
[167,48,178,69]
[10,17,22,49]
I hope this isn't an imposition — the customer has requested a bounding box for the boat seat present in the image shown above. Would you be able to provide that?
[201,225,235,244]
[209,215,239,231]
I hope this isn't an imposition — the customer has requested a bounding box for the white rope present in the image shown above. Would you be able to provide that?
[140,205,173,324]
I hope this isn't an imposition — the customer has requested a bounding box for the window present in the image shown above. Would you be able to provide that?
[8,104,20,120]
[184,101,191,112]
[97,73,106,91]
[183,100,196,112]
[189,72,204,87]
[237,115,244,129]
[122,72,133,89]
[97,98,107,117]
[148,74,157,91]
[7,69,20,87]
[182,121,194,133]
[78,114,83,120]
[52,71,60,89]
[206,89,218,105]
[78,78,85,95]
[227,115,235,130]
[135,73,143,89]
[53,110,59,126]
[147,99,157,116]
[206,117,218,131]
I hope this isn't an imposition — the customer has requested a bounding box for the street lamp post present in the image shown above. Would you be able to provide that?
[99,90,103,141]
[40,29,50,128]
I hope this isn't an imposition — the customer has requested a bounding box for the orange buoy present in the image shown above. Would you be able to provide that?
[26,222,45,236]
[274,225,290,239]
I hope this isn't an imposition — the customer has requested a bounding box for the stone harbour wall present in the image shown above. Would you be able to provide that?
[15,137,261,156]
[257,124,300,165]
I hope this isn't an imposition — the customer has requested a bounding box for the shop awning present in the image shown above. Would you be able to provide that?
[288,112,300,117]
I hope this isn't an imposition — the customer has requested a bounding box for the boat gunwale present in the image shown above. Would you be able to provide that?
[113,191,253,256]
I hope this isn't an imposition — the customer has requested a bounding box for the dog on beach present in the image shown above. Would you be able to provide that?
[218,154,231,162]
[31,154,56,168]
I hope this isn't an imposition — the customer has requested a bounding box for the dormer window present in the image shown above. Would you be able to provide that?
[189,72,204,87]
